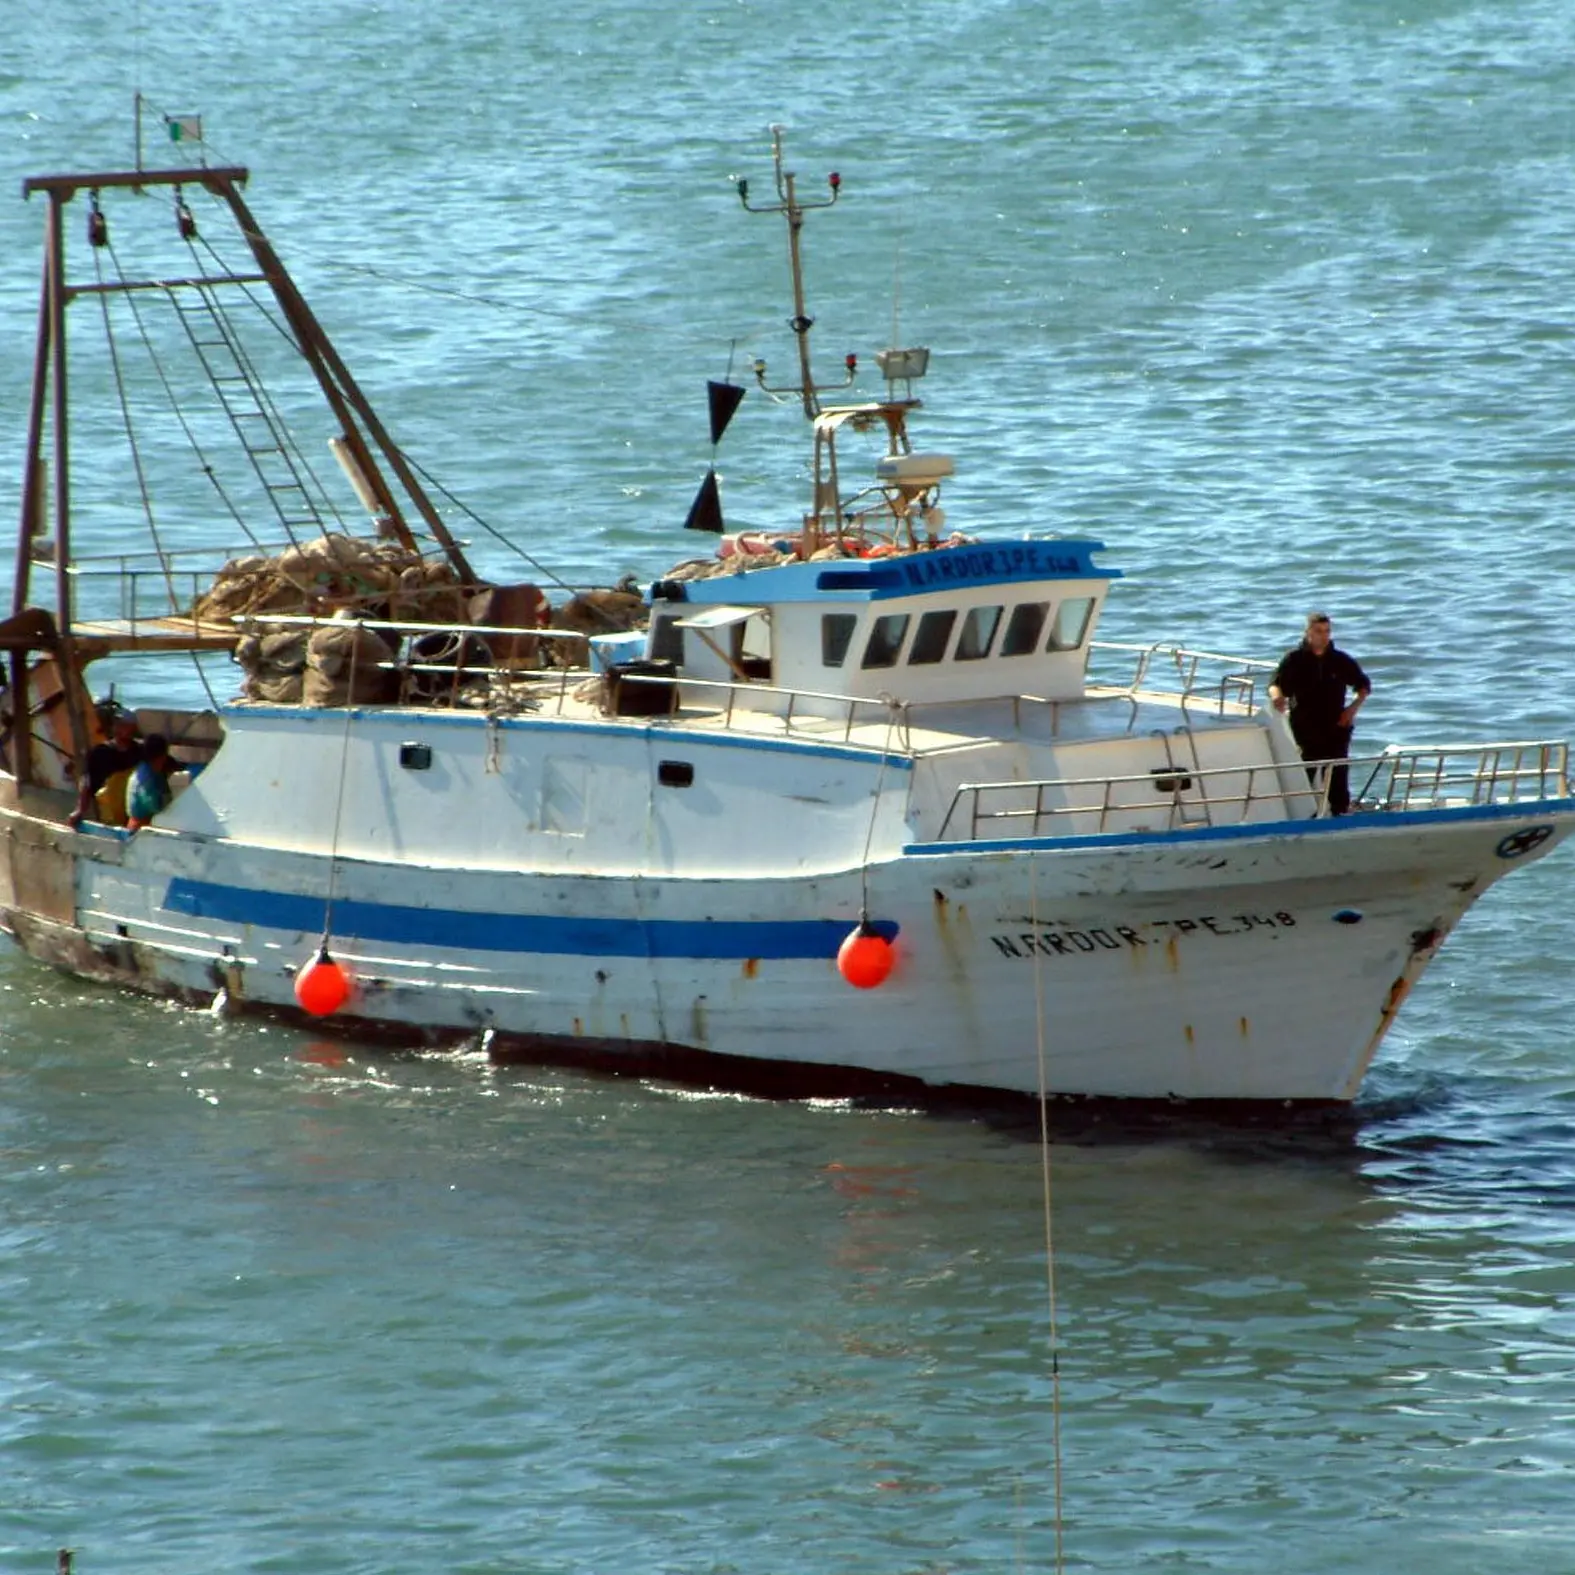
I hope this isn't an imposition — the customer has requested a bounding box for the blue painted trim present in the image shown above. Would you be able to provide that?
[217,706,914,770]
[903,797,1575,856]
[680,539,1119,605]
[161,878,899,960]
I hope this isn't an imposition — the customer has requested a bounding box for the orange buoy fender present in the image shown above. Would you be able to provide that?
[295,948,354,1016]
[837,920,897,989]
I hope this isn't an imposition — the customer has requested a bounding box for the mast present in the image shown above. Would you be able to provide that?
[736,128,858,553]
[9,272,53,784]
[736,126,847,422]
[45,187,75,647]
[8,163,490,787]
[41,185,88,779]
[18,166,479,588]
[734,130,937,555]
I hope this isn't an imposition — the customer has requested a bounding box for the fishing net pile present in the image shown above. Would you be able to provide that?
[234,619,400,707]
[211,535,647,706]
[192,533,470,628]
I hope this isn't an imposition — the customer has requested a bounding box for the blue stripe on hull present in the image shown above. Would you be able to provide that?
[161,877,896,960]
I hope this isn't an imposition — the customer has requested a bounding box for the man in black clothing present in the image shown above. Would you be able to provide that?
[69,706,141,828]
[1268,612,1371,815]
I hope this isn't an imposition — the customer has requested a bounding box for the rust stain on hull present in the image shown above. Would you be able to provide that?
[1,818,77,925]
[1379,975,1411,1024]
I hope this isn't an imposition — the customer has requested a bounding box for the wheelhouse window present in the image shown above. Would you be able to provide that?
[908,609,956,665]
[955,605,1002,661]
[1000,602,1048,657]
[821,613,858,667]
[1046,597,1095,652]
[862,613,911,669]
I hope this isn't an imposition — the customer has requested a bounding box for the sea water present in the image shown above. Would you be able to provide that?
[1,1,1574,1569]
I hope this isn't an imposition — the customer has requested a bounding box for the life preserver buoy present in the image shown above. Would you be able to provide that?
[721,531,788,559]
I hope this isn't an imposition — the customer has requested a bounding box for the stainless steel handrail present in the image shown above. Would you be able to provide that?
[1088,640,1277,725]
[935,741,1570,841]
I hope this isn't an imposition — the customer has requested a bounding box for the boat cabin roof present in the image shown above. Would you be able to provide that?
[648,537,1121,707]
[668,537,1118,608]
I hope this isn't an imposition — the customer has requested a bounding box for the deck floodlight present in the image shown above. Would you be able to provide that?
[875,347,930,382]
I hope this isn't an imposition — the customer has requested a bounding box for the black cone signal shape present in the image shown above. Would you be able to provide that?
[707,380,745,447]
[684,469,725,534]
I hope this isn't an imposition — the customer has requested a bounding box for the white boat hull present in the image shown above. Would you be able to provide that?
[6,153,1570,1109]
[4,738,1567,1103]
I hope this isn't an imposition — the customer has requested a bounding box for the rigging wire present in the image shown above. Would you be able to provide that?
[320,632,361,945]
[176,223,349,544]
[392,449,580,592]
[92,183,347,562]
[187,649,221,712]
[97,153,743,592]
[323,257,778,348]
[81,274,224,712]
[219,220,786,397]
[92,222,179,609]
[170,192,768,583]
[187,220,551,574]
[110,184,562,584]
[95,245,269,557]
[164,280,305,551]
[857,698,903,918]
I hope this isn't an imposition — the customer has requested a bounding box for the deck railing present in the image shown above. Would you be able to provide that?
[934,740,1571,842]
[63,556,598,642]
[64,547,356,635]
[1086,641,1277,722]
[69,563,232,631]
[1355,740,1570,810]
[84,607,1571,827]
[640,672,911,743]
[224,614,916,743]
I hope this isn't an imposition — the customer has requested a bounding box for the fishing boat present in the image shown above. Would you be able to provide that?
[1,128,1570,1104]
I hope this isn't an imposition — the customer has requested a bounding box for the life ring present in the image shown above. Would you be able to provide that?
[721,531,788,560]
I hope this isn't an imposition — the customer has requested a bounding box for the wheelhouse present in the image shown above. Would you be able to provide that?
[645,538,1118,705]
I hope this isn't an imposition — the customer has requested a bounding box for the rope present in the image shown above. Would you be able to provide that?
[96,243,267,556]
[183,224,550,581]
[320,633,361,945]
[323,257,784,351]
[176,226,347,544]
[1030,858,1065,1575]
[856,697,902,916]
[190,227,306,355]
[92,237,179,607]
[397,449,579,591]
[188,649,220,711]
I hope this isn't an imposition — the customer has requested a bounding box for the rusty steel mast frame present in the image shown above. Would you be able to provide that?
[8,164,479,785]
